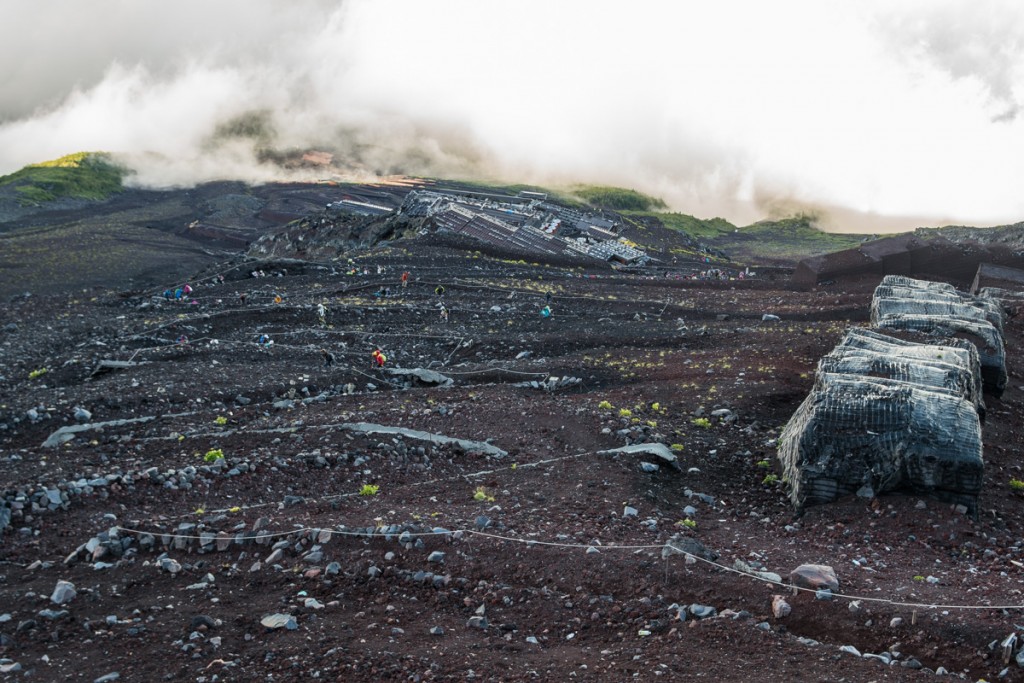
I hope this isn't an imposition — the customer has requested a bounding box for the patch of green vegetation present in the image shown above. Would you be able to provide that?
[571,185,666,211]
[0,152,128,206]
[625,210,736,239]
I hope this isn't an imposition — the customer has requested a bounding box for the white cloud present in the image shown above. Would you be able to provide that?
[2,0,1024,231]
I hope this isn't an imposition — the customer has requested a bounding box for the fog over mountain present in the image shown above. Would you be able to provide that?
[3,0,1024,232]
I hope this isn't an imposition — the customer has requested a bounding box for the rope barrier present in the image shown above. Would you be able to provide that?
[107,521,1024,612]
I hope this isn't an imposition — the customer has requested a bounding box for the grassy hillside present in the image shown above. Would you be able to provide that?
[625,210,736,239]
[707,216,870,262]
[0,152,128,206]
[569,185,666,211]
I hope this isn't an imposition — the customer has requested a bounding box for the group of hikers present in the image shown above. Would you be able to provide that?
[161,268,559,379]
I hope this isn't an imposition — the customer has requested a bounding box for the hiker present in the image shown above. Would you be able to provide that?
[163,289,172,301]
[317,302,327,325]
[435,285,445,298]
[183,284,193,296]
[440,305,449,323]
[322,348,335,368]
[541,305,552,318]
[372,349,387,368]
[217,274,225,285]
[545,291,552,305]
[177,334,188,345]
[274,294,283,304]
[401,271,410,288]
[258,333,273,350]
[174,287,183,301]
[238,291,247,305]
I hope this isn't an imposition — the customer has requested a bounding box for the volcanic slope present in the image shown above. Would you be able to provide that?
[0,234,1023,682]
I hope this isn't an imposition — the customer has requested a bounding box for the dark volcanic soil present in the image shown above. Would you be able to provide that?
[1,211,1023,682]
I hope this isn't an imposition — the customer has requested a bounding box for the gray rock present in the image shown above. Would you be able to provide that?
[623,506,638,518]
[814,588,833,601]
[839,645,862,657]
[467,616,488,629]
[762,314,781,322]
[771,595,791,618]
[429,626,444,636]
[50,580,76,605]
[689,604,717,619]
[260,613,298,630]
[73,407,92,422]
[640,462,660,473]
[599,442,679,467]
[303,598,324,610]
[94,673,120,683]
[159,558,182,574]
[526,636,539,644]
[38,609,69,620]
[427,551,445,563]
[662,536,718,561]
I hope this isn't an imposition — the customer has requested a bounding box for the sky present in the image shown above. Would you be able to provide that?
[2,0,1024,232]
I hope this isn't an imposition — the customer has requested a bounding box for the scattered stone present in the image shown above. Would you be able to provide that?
[159,558,182,575]
[261,613,298,630]
[890,617,903,628]
[50,580,76,605]
[839,645,862,657]
[689,604,717,619]
[771,595,791,618]
[623,506,638,518]
[430,626,444,636]
[94,673,120,683]
[191,615,217,630]
[427,551,445,563]
[467,616,488,629]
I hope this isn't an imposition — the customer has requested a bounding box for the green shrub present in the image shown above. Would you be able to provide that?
[359,484,379,496]
[203,448,224,463]
[691,417,711,429]
[473,486,495,502]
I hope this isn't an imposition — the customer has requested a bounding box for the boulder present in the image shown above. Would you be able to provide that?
[790,564,839,592]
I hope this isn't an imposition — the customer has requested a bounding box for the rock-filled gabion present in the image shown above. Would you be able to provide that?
[827,327,985,417]
[870,275,1007,395]
[778,327,984,515]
